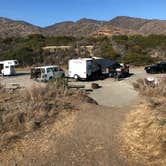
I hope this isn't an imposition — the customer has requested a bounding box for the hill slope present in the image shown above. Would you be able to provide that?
[0,17,45,38]
[1,16,166,38]
[109,16,166,35]
[45,16,166,37]
[45,18,105,37]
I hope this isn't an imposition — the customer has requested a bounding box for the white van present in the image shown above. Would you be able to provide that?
[0,60,19,76]
[30,65,65,81]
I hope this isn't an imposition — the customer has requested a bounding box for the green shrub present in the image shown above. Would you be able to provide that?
[122,52,155,65]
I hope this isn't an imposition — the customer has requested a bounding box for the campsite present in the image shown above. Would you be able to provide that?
[0,2,166,164]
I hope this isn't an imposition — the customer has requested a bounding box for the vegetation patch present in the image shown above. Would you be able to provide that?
[1,34,165,67]
[120,78,166,165]
[0,78,78,150]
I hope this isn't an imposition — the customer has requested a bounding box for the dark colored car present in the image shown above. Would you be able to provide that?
[145,62,166,74]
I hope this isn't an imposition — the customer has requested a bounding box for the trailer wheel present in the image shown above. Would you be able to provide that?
[74,74,79,81]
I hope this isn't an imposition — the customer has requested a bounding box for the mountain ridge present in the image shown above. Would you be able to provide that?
[1,16,166,38]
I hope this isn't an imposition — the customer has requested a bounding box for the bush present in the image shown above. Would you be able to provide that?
[122,52,155,65]
[133,78,166,108]
[120,78,166,165]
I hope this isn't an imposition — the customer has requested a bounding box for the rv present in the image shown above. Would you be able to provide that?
[0,60,19,76]
[68,58,102,80]
[30,66,65,81]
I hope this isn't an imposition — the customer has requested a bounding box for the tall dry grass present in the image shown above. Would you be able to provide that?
[0,78,75,149]
[133,77,166,109]
[121,78,166,165]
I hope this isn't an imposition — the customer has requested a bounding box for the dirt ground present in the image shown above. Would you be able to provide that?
[69,67,163,107]
[0,67,165,166]
[0,67,162,107]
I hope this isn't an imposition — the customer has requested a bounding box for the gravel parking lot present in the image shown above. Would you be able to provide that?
[0,67,164,107]
[69,67,165,107]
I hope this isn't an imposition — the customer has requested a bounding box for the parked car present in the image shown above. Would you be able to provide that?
[145,62,166,74]
[31,66,65,81]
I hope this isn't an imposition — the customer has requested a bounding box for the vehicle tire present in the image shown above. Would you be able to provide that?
[74,74,79,81]
[49,76,53,80]
[145,69,150,74]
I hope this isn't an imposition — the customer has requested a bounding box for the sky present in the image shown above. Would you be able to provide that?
[0,0,166,27]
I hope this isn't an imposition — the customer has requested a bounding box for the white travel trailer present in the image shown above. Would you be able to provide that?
[0,60,19,76]
[30,65,65,81]
[68,58,102,80]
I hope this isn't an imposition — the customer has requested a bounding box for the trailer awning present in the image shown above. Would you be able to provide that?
[94,58,119,68]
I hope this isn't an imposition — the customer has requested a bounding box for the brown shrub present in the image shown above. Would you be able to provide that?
[0,79,74,149]
[133,78,166,109]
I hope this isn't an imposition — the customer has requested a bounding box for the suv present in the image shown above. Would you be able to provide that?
[31,66,65,81]
[145,62,166,74]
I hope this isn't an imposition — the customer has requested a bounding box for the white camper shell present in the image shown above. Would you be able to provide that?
[0,60,18,76]
[68,58,101,80]
[30,65,65,81]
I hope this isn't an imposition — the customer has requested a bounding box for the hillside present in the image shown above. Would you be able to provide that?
[109,16,166,35]
[45,18,105,37]
[46,16,166,37]
[1,16,166,38]
[0,17,45,38]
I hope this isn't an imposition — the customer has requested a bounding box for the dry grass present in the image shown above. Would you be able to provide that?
[0,78,76,150]
[120,78,166,165]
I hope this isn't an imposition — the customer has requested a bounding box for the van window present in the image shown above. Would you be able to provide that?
[47,68,52,73]
[53,67,58,72]
[5,66,9,68]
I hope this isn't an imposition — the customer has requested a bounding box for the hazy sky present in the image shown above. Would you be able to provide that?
[0,0,166,27]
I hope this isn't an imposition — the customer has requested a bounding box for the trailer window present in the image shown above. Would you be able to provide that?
[10,66,14,70]
[14,60,18,65]
[87,61,92,70]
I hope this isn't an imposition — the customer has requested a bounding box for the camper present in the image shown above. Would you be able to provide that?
[68,58,102,80]
[68,57,129,81]
[30,66,65,81]
[0,60,18,76]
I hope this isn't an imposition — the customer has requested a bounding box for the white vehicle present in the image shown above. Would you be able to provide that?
[68,58,102,80]
[0,60,19,76]
[30,65,65,81]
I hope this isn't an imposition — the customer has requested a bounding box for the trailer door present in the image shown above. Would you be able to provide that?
[86,60,92,77]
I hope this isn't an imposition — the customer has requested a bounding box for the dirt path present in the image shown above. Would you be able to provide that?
[51,104,138,166]
[0,103,143,166]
